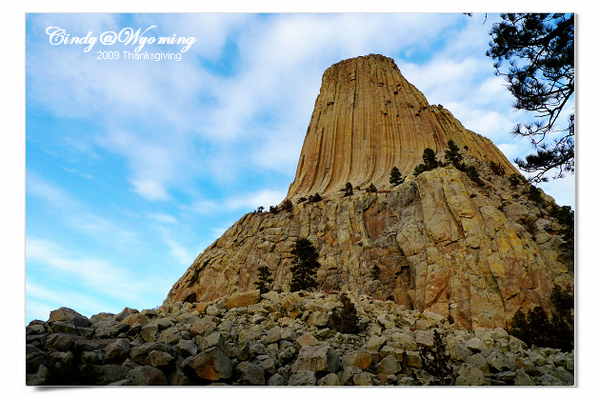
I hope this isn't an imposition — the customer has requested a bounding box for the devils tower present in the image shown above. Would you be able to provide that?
[286,54,517,202]
[167,54,573,330]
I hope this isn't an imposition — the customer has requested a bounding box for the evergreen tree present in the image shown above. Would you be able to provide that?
[414,148,439,176]
[343,182,354,197]
[290,238,321,292]
[279,199,293,212]
[332,293,360,334]
[308,192,322,203]
[255,265,274,294]
[389,166,405,186]
[487,13,574,183]
[444,140,465,171]
[420,330,453,385]
[366,183,377,193]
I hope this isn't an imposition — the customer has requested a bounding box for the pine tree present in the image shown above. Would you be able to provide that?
[414,148,439,176]
[255,266,274,294]
[487,13,574,183]
[332,293,360,333]
[389,166,404,186]
[420,330,453,385]
[290,238,321,292]
[444,140,465,171]
[343,182,354,197]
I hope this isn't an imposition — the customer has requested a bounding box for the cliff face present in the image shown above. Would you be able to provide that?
[166,54,573,330]
[286,54,518,202]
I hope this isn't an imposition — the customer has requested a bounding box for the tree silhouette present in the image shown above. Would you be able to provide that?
[389,166,405,186]
[290,238,320,292]
[487,13,574,183]
[255,266,274,294]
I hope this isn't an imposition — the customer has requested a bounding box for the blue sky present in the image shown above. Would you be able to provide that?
[23,12,577,325]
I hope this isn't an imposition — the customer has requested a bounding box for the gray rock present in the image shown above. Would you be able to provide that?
[514,368,534,385]
[554,367,574,385]
[288,369,316,386]
[376,355,402,375]
[183,347,233,381]
[127,365,167,385]
[48,307,92,328]
[353,372,373,386]
[148,350,174,368]
[236,361,266,385]
[94,320,128,338]
[294,344,341,373]
[175,339,198,357]
[104,338,131,363]
[456,364,486,386]
[318,373,340,386]
[268,373,286,386]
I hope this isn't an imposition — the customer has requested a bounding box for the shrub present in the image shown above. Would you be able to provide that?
[508,287,574,352]
[445,140,465,171]
[332,293,360,334]
[370,265,381,280]
[466,165,484,187]
[366,183,377,193]
[420,330,453,385]
[389,166,405,186]
[527,185,544,204]
[308,193,322,203]
[297,197,307,204]
[43,345,103,385]
[290,238,321,292]
[489,160,505,176]
[414,148,439,176]
[269,205,279,214]
[343,182,354,197]
[255,266,274,294]
[509,173,528,186]
[280,199,293,212]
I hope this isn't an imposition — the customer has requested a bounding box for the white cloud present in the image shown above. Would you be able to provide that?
[26,238,152,304]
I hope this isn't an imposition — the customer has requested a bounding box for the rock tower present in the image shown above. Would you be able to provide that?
[286,54,517,202]
[167,54,573,330]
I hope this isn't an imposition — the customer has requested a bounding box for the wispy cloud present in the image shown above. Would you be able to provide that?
[26,238,153,305]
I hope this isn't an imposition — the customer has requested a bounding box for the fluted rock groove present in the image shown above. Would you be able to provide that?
[286,54,517,202]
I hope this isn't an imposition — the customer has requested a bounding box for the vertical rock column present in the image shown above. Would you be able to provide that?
[286,54,518,202]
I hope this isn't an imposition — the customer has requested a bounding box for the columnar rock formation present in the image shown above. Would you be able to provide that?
[286,54,518,202]
[166,54,573,330]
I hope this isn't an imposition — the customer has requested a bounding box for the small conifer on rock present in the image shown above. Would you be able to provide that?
[290,238,320,292]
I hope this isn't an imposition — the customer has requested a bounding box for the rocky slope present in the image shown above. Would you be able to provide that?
[166,54,573,330]
[167,164,572,330]
[27,292,574,386]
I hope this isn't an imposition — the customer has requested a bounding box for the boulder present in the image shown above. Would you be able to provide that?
[184,347,233,381]
[48,307,91,328]
[127,365,167,385]
[236,362,266,385]
[227,290,260,309]
[342,349,373,370]
[287,370,316,386]
[294,344,341,373]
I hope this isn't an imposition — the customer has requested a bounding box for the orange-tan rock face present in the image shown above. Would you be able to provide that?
[286,54,517,202]
[166,54,573,330]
